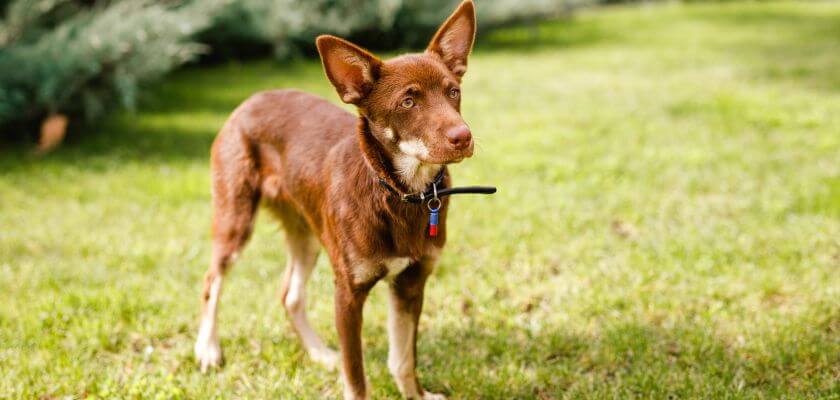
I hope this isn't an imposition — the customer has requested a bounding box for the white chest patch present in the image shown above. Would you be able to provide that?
[394,139,440,192]
[383,257,411,278]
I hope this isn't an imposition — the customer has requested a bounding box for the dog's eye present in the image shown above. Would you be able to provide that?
[401,98,414,109]
[449,88,460,99]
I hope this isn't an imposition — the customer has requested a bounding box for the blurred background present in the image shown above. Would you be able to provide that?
[0,0,595,141]
[1,0,838,399]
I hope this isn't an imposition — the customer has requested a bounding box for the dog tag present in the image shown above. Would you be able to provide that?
[427,184,441,237]
[428,206,439,237]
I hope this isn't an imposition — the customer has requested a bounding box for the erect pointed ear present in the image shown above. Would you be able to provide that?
[316,35,383,104]
[426,0,476,79]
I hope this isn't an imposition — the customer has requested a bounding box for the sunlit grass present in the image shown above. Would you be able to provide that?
[1,2,839,398]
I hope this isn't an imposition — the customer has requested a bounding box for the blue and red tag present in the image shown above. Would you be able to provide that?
[427,183,441,237]
[428,205,440,237]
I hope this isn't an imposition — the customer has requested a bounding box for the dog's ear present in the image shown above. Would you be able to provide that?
[316,35,382,104]
[426,0,476,79]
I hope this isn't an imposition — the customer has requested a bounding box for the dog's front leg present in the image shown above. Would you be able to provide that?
[388,260,446,400]
[335,278,374,399]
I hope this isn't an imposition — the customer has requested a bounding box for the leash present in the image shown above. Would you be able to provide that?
[377,168,497,237]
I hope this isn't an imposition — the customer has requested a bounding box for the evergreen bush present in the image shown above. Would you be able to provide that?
[0,0,225,140]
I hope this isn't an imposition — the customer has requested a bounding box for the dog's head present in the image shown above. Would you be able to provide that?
[316,1,476,189]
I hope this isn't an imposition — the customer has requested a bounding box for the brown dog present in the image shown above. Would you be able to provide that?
[194,2,477,398]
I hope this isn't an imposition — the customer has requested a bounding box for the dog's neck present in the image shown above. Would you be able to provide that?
[357,116,443,194]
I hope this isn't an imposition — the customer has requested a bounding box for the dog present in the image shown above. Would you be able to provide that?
[194,1,477,398]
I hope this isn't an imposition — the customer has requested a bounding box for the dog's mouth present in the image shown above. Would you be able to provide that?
[396,137,474,168]
[424,145,474,165]
[443,155,466,164]
[423,155,466,165]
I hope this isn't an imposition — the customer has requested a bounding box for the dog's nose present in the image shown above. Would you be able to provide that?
[446,126,472,149]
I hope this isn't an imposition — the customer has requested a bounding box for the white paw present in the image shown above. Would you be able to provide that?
[422,392,447,400]
[309,347,340,370]
[194,337,222,373]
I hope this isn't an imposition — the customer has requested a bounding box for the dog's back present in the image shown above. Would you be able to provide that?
[212,88,357,205]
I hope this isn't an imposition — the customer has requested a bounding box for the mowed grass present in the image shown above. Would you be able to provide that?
[2,2,839,398]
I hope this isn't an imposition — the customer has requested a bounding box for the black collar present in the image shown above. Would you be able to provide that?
[378,168,447,203]
[377,167,497,204]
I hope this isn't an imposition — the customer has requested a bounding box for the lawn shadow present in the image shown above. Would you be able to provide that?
[697,6,840,94]
[0,117,217,175]
[476,14,612,53]
[0,61,328,174]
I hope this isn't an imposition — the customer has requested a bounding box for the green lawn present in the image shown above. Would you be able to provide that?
[2,2,839,398]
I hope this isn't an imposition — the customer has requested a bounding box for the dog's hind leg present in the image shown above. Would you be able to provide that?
[195,139,260,372]
[278,208,339,369]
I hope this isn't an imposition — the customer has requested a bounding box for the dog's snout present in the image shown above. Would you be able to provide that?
[446,125,472,150]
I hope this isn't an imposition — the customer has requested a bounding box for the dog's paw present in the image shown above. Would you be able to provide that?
[194,337,222,373]
[422,392,447,400]
[309,347,340,370]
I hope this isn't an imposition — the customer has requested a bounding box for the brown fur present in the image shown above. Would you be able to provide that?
[195,2,478,399]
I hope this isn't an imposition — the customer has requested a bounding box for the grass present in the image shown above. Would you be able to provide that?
[2,2,839,398]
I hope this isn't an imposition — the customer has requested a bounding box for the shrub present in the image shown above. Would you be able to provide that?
[0,0,225,141]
